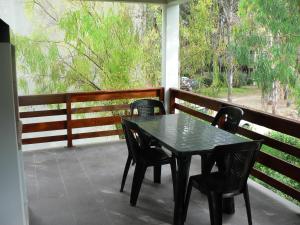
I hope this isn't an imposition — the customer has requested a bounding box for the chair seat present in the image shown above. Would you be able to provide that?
[190,173,239,197]
[140,147,172,165]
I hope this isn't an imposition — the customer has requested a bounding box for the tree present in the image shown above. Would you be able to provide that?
[219,0,239,102]
[234,0,300,114]
[180,0,223,96]
[180,0,239,100]
[15,0,161,95]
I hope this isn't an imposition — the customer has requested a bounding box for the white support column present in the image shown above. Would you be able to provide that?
[0,43,28,225]
[162,2,180,113]
[0,19,28,225]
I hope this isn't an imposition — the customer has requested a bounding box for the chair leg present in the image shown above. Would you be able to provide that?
[183,179,193,222]
[202,154,215,175]
[208,192,222,225]
[153,165,161,183]
[243,185,253,225]
[130,163,147,206]
[201,155,207,174]
[170,160,177,201]
[120,155,132,192]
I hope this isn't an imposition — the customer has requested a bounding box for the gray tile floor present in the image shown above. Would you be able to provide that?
[24,140,300,225]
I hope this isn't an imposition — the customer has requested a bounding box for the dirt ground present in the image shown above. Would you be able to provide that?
[219,89,300,121]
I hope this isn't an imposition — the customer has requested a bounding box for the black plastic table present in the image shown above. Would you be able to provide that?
[125,113,248,225]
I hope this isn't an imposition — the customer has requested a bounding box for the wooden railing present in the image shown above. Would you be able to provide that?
[19,88,164,147]
[19,87,299,202]
[169,88,300,202]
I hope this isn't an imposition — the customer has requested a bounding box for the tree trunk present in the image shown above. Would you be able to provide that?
[227,25,233,102]
[227,69,233,102]
[271,81,279,114]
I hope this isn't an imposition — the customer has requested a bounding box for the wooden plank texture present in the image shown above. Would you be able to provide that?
[20,109,66,118]
[251,169,300,201]
[72,129,123,139]
[22,121,67,133]
[70,88,162,102]
[71,116,121,128]
[19,93,66,106]
[72,104,130,114]
[238,127,300,158]
[256,152,300,182]
[22,135,67,145]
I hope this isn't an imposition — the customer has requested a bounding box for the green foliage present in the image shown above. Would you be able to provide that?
[234,0,300,102]
[292,80,300,114]
[15,1,161,94]
[180,0,222,87]
[267,131,300,166]
[140,5,162,87]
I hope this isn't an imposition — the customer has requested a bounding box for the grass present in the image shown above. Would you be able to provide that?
[196,85,260,98]
[217,86,260,98]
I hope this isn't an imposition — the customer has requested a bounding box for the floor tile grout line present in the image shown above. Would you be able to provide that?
[54,150,78,225]
[33,153,40,200]
[73,146,116,225]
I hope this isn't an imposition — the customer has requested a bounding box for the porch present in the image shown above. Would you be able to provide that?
[24,141,299,225]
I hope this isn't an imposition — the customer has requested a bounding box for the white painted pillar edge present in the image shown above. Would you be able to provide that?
[161,2,180,113]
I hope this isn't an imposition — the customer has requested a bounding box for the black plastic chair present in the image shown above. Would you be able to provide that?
[122,119,177,206]
[202,106,244,173]
[130,99,166,117]
[211,106,244,134]
[184,140,263,225]
[120,99,166,192]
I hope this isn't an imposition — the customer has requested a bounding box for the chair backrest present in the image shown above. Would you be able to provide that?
[211,106,244,134]
[121,119,149,162]
[212,140,263,195]
[130,99,166,117]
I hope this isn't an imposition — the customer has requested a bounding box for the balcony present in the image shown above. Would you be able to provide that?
[19,88,300,225]
[24,141,298,225]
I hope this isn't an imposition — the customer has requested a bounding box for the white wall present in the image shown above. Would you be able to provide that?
[0,0,31,35]
[0,43,27,225]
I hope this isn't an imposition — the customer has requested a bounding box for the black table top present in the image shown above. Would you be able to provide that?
[125,113,248,156]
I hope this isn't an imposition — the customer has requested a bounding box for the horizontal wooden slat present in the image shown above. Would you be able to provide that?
[256,152,300,182]
[240,108,300,139]
[72,129,123,139]
[22,121,67,133]
[171,88,221,111]
[22,135,67,145]
[174,103,214,122]
[238,127,300,158]
[70,88,162,102]
[71,116,121,128]
[19,93,66,106]
[20,109,66,118]
[251,169,300,201]
[72,104,130,114]
[170,88,300,138]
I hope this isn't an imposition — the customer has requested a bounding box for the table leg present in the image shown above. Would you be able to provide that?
[173,155,191,225]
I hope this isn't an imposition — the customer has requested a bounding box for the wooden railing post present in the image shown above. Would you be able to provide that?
[169,88,175,114]
[66,94,73,147]
[159,87,165,102]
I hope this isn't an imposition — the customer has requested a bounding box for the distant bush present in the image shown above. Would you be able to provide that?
[233,72,253,87]
[269,131,300,147]
[268,131,300,167]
